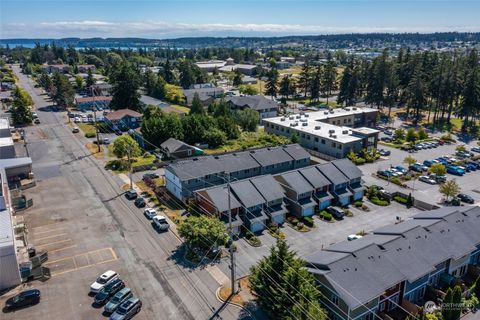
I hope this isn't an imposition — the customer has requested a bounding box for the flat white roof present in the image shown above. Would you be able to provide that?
[264,108,379,144]
[0,137,13,147]
[0,118,10,130]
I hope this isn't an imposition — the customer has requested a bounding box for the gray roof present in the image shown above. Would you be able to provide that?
[230,180,265,208]
[166,144,308,181]
[160,138,192,153]
[276,171,313,194]
[316,163,349,185]
[140,95,169,107]
[250,175,285,202]
[307,206,480,310]
[249,146,294,167]
[202,186,241,213]
[225,96,279,111]
[298,166,330,189]
[282,144,311,161]
[331,159,362,180]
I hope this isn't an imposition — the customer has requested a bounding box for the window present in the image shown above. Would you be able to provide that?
[244,169,250,174]
[321,139,326,144]
[379,302,386,311]
[343,119,347,123]
[365,314,375,320]
[338,144,342,150]
[301,133,305,138]
[307,135,311,140]
[332,142,336,148]
[314,137,319,142]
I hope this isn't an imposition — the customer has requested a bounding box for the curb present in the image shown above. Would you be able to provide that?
[215,287,245,310]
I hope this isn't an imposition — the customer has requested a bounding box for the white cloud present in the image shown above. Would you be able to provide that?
[2,20,480,38]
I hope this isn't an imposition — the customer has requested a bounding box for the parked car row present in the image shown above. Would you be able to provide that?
[90,270,142,319]
[143,207,170,231]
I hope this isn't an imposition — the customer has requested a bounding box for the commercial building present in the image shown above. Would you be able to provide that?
[306,206,480,320]
[263,107,379,159]
[165,144,310,201]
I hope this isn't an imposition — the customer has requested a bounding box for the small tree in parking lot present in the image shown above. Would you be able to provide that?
[455,145,467,152]
[394,128,405,141]
[429,163,447,176]
[418,127,428,140]
[403,155,417,167]
[405,128,418,143]
[439,179,460,201]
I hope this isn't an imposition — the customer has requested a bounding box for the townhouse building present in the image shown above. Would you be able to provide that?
[306,206,480,320]
[165,144,310,201]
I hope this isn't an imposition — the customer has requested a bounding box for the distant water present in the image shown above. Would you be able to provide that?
[0,43,143,50]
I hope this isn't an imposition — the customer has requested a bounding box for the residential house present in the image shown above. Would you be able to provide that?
[250,175,287,225]
[274,171,316,217]
[165,144,310,201]
[194,186,243,235]
[75,96,112,111]
[104,109,142,131]
[139,95,186,116]
[298,166,333,210]
[331,158,364,201]
[160,138,203,159]
[39,64,70,74]
[241,76,257,84]
[306,206,480,320]
[77,64,96,73]
[230,180,269,233]
[317,162,351,206]
[183,86,224,105]
[91,83,112,96]
[225,96,279,120]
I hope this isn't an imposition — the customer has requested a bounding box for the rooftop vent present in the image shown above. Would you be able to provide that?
[329,110,335,114]
[214,156,219,159]
[342,130,348,134]
[305,114,309,117]
[302,122,308,126]
[345,108,350,111]
[289,116,294,120]
[332,135,337,138]
[192,158,199,161]
[280,117,286,121]
[352,107,357,110]
[315,126,321,130]
[324,111,329,115]
[295,115,301,119]
[328,129,335,134]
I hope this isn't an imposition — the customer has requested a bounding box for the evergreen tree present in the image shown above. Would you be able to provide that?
[451,285,462,320]
[152,75,166,100]
[163,59,174,84]
[321,53,337,104]
[232,70,243,86]
[250,239,327,320]
[279,75,294,99]
[190,93,205,114]
[86,68,95,88]
[298,61,313,98]
[52,72,74,109]
[406,65,427,124]
[12,87,33,125]
[442,288,453,320]
[110,61,141,110]
[264,67,279,98]
[310,66,321,102]
[460,49,480,131]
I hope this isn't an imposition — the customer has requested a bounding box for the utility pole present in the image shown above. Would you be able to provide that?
[91,87,101,152]
[127,147,133,190]
[227,172,236,295]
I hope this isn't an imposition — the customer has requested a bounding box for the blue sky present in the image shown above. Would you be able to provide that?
[1,0,480,38]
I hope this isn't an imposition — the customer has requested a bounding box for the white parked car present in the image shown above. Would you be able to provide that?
[72,127,80,133]
[74,117,81,123]
[143,208,157,220]
[90,270,118,294]
[103,138,110,145]
[152,215,170,231]
[419,175,437,185]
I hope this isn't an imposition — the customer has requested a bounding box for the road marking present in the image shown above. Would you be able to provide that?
[33,228,65,236]
[32,222,65,230]
[36,239,72,249]
[48,248,118,277]
[48,245,77,254]
[34,233,68,242]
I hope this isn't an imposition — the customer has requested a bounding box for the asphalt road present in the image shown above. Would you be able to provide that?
[4,65,250,320]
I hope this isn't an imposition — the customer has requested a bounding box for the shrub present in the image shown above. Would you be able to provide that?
[345,209,353,217]
[85,132,96,138]
[370,196,390,206]
[391,177,402,186]
[355,157,366,165]
[394,195,408,204]
[303,217,314,227]
[297,222,305,229]
[319,211,332,221]
[268,222,279,232]
[289,217,299,225]
[361,204,369,211]
[105,159,129,171]
[354,201,363,208]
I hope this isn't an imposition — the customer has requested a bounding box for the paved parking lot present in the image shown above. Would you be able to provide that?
[366,139,480,205]
[220,201,422,278]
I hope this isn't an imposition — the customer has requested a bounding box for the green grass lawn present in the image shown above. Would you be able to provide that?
[77,123,96,135]
[204,129,291,154]
[170,104,190,114]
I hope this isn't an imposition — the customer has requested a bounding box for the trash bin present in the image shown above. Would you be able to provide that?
[28,247,36,258]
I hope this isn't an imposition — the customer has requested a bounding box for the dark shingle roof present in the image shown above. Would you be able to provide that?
[105,109,142,121]
[249,147,293,167]
[225,96,279,111]
[230,180,265,208]
[282,144,311,161]
[331,159,362,180]
[250,175,285,202]
[298,166,330,189]
[160,138,191,153]
[276,171,313,194]
[202,186,242,213]
[316,163,349,185]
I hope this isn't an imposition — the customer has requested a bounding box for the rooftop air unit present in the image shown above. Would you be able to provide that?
[296,115,301,119]
[345,108,350,111]
[315,126,321,130]
[302,122,308,126]
[324,111,329,115]
[332,135,337,138]
[352,107,357,110]
[280,117,286,121]
[305,114,309,117]
[342,130,348,134]
[328,129,335,134]
[289,116,294,120]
